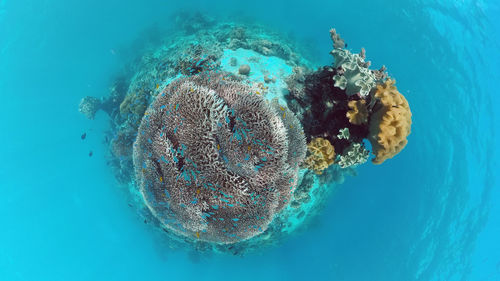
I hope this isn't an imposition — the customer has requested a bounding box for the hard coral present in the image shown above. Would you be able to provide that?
[78,96,101,120]
[119,92,148,122]
[133,71,306,244]
[304,137,335,175]
[346,100,369,125]
[368,79,412,164]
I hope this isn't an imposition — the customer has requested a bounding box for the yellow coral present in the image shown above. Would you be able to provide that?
[346,100,369,125]
[304,137,335,174]
[368,79,412,164]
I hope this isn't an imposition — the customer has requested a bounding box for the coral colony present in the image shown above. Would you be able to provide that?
[79,15,412,254]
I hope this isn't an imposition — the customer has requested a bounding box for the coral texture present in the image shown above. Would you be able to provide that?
[337,128,350,140]
[304,137,335,175]
[119,92,148,121]
[133,71,306,243]
[78,96,102,120]
[338,143,370,168]
[346,100,369,125]
[331,48,376,97]
[368,79,412,164]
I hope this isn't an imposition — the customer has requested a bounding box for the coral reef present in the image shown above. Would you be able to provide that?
[77,16,413,254]
[285,28,412,169]
[133,71,306,243]
[304,137,335,175]
[368,79,412,164]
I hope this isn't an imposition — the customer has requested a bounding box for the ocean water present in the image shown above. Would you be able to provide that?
[0,0,499,280]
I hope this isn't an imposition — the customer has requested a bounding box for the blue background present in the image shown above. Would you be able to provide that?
[0,0,499,280]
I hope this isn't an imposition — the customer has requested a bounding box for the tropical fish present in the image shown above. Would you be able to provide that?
[81,132,86,140]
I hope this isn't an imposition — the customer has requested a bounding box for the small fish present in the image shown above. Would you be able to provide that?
[156,84,159,89]
[89,151,93,157]
[81,133,86,140]
[144,219,148,224]
[195,232,200,239]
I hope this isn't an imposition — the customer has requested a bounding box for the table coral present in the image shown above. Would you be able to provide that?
[368,79,412,164]
[304,137,336,175]
[133,71,306,244]
[347,100,369,125]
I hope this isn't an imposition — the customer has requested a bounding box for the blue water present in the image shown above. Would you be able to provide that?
[1,0,499,280]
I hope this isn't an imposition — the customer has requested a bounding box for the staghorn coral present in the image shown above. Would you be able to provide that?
[133,71,306,244]
[368,79,412,164]
[346,100,369,125]
[338,143,370,168]
[304,137,335,175]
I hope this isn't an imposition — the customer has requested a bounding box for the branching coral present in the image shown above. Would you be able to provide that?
[133,71,305,243]
[368,79,412,164]
[346,100,369,125]
[304,137,335,175]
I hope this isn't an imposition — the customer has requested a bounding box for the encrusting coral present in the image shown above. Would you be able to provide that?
[368,79,412,164]
[304,137,335,175]
[133,71,306,244]
[346,100,369,125]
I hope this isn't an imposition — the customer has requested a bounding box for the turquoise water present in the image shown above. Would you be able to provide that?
[1,0,499,280]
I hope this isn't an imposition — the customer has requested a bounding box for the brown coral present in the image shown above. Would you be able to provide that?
[304,137,336,174]
[346,100,369,125]
[368,79,412,164]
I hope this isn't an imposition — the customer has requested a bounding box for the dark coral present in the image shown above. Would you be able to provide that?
[285,66,371,155]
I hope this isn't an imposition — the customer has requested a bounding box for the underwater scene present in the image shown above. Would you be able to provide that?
[0,0,499,280]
